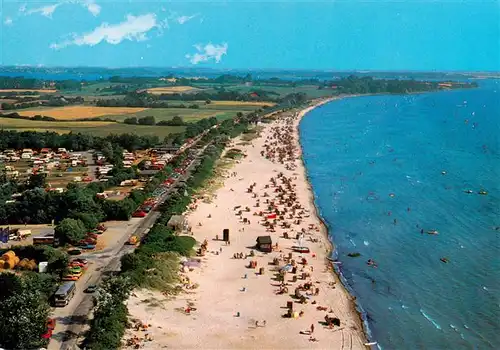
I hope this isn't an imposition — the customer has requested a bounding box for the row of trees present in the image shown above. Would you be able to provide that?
[124,115,191,127]
[0,111,56,121]
[0,130,159,152]
[1,96,85,111]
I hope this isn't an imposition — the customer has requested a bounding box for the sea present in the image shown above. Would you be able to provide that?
[299,80,500,350]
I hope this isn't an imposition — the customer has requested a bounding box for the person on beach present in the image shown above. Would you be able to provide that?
[310,324,315,334]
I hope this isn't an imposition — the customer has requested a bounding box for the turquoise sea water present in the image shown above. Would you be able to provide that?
[300,81,500,349]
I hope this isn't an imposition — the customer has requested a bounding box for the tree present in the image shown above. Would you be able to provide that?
[85,276,131,350]
[0,273,23,301]
[123,117,138,125]
[26,173,47,190]
[70,212,99,230]
[0,285,50,349]
[43,246,69,276]
[138,116,155,125]
[54,218,86,245]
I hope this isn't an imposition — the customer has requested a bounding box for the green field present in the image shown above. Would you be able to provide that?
[219,84,334,98]
[105,103,263,123]
[0,118,184,138]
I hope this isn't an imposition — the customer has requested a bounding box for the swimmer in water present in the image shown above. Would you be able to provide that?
[420,229,424,234]
[393,219,397,225]
[407,207,411,212]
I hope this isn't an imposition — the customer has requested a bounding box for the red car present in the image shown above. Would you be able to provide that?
[132,210,147,218]
[72,258,88,265]
[86,232,99,239]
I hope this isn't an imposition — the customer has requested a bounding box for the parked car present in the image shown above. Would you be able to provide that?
[84,285,98,293]
[132,210,147,218]
[72,258,88,265]
[79,244,96,250]
[68,249,82,255]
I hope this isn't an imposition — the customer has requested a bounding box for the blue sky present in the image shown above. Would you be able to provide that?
[0,0,498,71]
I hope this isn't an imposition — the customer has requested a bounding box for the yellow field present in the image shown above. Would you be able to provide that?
[16,106,148,120]
[146,86,201,94]
[208,101,276,107]
[0,89,57,93]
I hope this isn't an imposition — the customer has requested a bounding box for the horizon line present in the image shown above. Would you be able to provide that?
[0,65,499,75]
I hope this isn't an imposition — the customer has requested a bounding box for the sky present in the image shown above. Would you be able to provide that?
[0,0,498,71]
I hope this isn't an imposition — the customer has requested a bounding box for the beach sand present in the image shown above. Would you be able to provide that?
[125,99,367,349]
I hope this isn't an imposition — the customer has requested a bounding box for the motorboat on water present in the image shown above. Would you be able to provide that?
[478,190,488,195]
[440,257,449,263]
[427,230,439,235]
[464,189,473,194]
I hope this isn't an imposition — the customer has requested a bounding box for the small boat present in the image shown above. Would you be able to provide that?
[364,342,378,346]
[292,246,310,253]
[464,189,473,194]
[427,230,439,235]
[478,190,488,195]
[440,257,449,263]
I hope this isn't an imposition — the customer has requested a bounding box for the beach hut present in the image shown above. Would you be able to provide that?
[256,236,273,253]
[223,229,229,242]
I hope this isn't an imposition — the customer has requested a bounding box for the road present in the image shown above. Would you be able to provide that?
[49,144,206,350]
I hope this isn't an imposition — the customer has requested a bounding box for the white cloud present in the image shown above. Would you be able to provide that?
[81,0,101,16]
[176,14,198,25]
[51,13,166,49]
[186,43,228,65]
[27,3,62,18]
[4,17,13,26]
[21,1,101,18]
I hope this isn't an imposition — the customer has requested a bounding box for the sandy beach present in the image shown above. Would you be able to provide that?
[125,99,368,349]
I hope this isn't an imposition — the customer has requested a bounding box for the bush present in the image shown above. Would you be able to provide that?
[138,116,155,125]
[54,218,86,245]
[123,117,138,125]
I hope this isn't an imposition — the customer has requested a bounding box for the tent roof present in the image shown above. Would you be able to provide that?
[167,215,185,227]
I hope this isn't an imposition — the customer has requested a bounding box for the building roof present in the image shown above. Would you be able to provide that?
[256,235,272,244]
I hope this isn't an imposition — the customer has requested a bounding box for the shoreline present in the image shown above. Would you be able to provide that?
[124,99,368,349]
[295,97,374,344]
